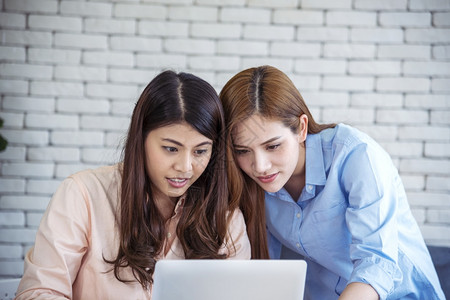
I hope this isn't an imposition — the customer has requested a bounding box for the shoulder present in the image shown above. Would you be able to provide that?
[51,164,122,210]
[331,125,397,184]
[322,124,388,157]
[328,124,373,146]
[228,208,246,226]
[313,124,395,180]
[68,164,122,190]
[226,208,248,236]
[225,208,251,259]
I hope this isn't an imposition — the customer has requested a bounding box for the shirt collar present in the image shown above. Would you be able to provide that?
[266,132,328,202]
[265,133,325,200]
[305,133,327,187]
[171,194,185,218]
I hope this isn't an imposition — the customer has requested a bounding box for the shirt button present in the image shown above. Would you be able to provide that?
[307,185,313,191]
[296,243,300,248]
[296,213,301,218]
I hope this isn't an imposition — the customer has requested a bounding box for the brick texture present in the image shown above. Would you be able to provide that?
[0,0,449,279]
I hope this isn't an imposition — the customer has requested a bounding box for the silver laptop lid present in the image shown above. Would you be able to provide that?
[152,259,306,300]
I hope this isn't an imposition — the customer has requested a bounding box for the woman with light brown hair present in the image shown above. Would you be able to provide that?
[220,65,444,300]
[16,70,250,299]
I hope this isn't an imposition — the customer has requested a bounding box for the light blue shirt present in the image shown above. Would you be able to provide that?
[265,124,444,300]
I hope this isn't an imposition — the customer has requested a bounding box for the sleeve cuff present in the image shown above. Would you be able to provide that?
[348,256,403,300]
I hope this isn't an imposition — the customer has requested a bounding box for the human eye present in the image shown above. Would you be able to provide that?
[163,146,178,153]
[234,148,249,155]
[194,148,209,156]
[266,144,281,151]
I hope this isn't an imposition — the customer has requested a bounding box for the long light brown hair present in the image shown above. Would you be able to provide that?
[220,65,335,258]
[107,70,232,289]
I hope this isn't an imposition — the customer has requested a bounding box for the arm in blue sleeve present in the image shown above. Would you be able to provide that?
[340,142,403,299]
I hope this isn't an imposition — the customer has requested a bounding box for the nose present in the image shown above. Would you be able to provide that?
[252,151,271,174]
[174,152,193,173]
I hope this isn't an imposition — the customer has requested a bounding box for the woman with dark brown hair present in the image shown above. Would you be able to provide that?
[16,70,250,299]
[220,65,444,300]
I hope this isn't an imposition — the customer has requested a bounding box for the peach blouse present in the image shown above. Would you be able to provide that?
[16,164,251,300]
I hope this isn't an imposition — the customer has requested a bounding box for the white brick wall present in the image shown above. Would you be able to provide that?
[0,0,449,279]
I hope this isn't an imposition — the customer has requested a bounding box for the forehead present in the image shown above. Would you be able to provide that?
[149,122,212,145]
[232,115,290,146]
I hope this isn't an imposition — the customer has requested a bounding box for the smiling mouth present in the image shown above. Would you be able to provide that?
[257,173,278,183]
[167,178,189,188]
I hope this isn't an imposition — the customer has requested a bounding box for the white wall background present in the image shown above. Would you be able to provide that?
[0,0,449,279]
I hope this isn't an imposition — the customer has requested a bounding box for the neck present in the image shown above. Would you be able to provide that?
[284,173,305,201]
[152,189,178,221]
[284,143,306,201]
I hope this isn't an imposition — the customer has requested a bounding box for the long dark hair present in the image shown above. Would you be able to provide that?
[220,65,335,259]
[107,70,230,289]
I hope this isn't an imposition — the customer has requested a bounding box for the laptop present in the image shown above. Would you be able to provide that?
[152,259,307,300]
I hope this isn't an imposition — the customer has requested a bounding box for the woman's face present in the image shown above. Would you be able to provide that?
[232,114,307,193]
[144,122,213,200]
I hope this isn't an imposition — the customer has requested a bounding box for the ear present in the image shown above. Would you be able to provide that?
[297,114,308,143]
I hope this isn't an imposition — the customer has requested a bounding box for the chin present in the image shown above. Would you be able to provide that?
[167,188,187,198]
[257,183,282,194]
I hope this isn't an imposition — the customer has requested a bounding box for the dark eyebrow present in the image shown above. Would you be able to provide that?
[261,136,282,146]
[234,136,282,148]
[162,138,212,147]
